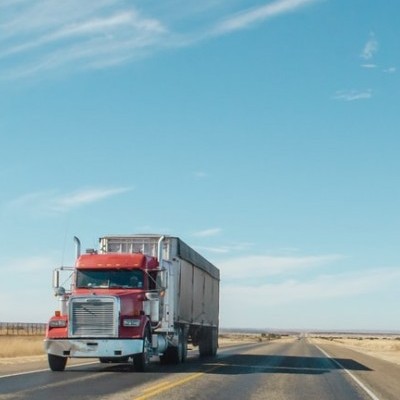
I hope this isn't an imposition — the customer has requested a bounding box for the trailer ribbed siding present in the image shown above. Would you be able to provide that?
[98,235,219,329]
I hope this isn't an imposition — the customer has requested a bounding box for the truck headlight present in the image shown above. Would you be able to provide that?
[49,319,67,328]
[122,318,141,327]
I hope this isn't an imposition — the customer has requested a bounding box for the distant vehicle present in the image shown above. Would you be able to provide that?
[44,234,220,372]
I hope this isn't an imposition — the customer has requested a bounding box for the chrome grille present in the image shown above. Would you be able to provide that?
[69,297,118,337]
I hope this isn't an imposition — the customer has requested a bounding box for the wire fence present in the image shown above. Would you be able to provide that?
[0,322,47,336]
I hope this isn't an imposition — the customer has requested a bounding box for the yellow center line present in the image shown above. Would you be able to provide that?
[133,364,223,400]
[140,380,172,393]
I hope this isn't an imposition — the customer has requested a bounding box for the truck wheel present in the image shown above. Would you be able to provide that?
[199,332,210,357]
[171,327,188,364]
[199,327,217,357]
[210,327,218,356]
[181,328,188,363]
[48,354,67,371]
[133,326,151,372]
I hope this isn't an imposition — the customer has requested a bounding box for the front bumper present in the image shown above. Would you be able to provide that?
[44,338,144,358]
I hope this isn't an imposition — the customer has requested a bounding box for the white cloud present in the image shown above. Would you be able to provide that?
[333,89,372,102]
[194,171,208,179]
[8,186,132,214]
[192,228,222,238]
[361,63,377,69]
[0,1,168,79]
[0,0,322,80]
[219,253,343,280]
[53,187,131,211]
[212,0,320,35]
[383,67,396,74]
[222,267,400,307]
[195,241,255,255]
[0,255,55,272]
[2,11,163,59]
[196,246,231,254]
[361,33,378,60]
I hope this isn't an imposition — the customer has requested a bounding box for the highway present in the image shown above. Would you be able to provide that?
[1,338,399,400]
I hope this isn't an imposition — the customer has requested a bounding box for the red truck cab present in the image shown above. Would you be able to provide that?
[45,252,160,371]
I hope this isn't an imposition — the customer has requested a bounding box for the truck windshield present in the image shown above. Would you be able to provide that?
[76,269,144,289]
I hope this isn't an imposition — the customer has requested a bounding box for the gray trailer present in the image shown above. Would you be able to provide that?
[99,234,220,361]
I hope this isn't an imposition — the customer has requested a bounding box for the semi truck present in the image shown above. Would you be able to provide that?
[44,234,220,372]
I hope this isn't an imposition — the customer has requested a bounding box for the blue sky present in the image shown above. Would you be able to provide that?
[1,0,399,331]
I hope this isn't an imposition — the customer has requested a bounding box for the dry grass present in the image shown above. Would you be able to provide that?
[218,332,287,347]
[0,332,288,359]
[0,336,45,358]
[311,336,400,365]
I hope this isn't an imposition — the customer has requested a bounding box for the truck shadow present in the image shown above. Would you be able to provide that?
[93,353,372,376]
[196,354,372,375]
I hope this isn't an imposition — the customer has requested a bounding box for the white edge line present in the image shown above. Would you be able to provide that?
[314,344,381,400]
[0,361,98,379]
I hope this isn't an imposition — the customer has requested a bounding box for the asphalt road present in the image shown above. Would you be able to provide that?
[1,338,399,400]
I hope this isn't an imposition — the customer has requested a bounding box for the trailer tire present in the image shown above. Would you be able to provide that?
[133,325,151,372]
[48,354,67,371]
[199,327,218,357]
[210,327,218,356]
[181,330,188,363]
[199,329,210,357]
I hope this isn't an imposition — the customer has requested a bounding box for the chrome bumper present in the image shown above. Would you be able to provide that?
[44,338,144,358]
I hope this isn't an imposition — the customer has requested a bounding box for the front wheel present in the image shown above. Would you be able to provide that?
[133,325,152,372]
[48,354,67,371]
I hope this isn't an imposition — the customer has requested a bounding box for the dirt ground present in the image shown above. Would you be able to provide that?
[310,335,400,366]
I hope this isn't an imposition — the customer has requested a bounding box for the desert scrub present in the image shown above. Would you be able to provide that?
[0,335,44,358]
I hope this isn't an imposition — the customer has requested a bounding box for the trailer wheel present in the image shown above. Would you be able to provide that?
[133,325,151,372]
[210,327,218,356]
[48,354,67,371]
[199,327,218,357]
[199,331,210,357]
[181,332,188,363]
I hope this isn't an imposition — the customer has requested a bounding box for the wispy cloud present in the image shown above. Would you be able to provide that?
[361,63,377,69]
[194,171,208,179]
[0,0,322,80]
[212,0,320,35]
[0,255,55,273]
[8,186,131,214]
[192,228,222,238]
[361,32,378,60]
[219,253,343,281]
[222,267,400,306]
[0,1,168,79]
[53,187,131,211]
[383,66,396,74]
[333,89,372,102]
[195,241,255,254]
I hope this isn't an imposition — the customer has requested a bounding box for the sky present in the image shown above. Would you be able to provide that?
[1,0,399,332]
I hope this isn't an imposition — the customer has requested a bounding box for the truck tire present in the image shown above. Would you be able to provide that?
[133,325,151,372]
[199,328,210,357]
[210,327,218,356]
[181,330,188,363]
[199,327,218,357]
[48,354,67,371]
[160,327,187,364]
